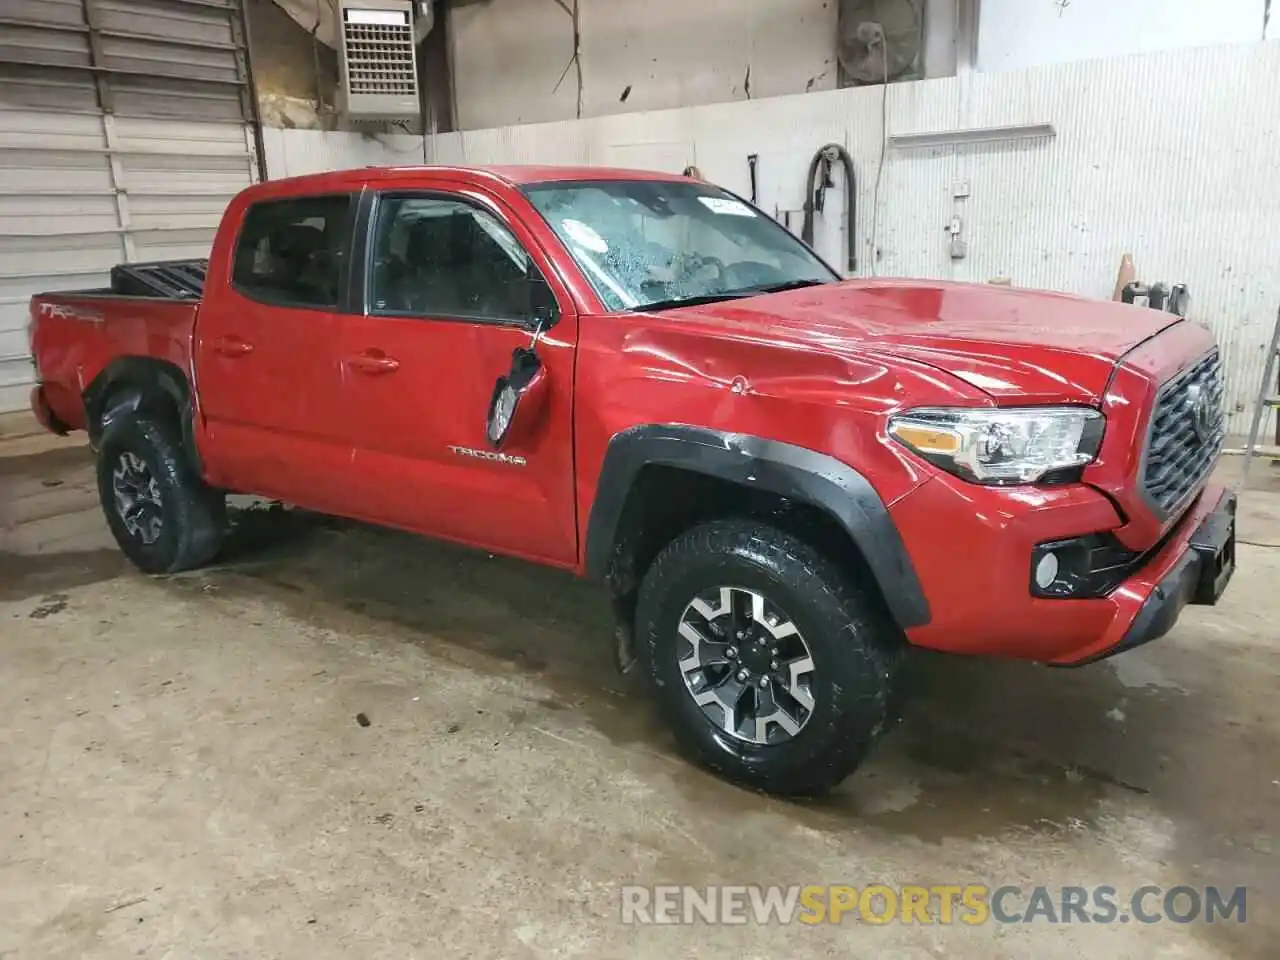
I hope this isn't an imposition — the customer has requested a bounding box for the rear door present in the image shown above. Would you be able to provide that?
[195,194,356,510]
[339,185,579,565]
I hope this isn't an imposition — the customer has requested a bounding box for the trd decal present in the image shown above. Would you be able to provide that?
[39,302,104,324]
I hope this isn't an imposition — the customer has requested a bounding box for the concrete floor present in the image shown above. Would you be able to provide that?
[1,436,1277,959]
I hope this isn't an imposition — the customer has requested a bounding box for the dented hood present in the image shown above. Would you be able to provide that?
[652,279,1184,404]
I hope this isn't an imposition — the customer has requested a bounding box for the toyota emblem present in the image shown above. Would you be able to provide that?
[1186,383,1213,442]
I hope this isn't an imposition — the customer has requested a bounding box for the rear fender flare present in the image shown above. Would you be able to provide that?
[584,424,930,630]
[83,357,203,475]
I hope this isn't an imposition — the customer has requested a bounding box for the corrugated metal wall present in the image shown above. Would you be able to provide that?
[0,0,258,413]
[266,40,1280,439]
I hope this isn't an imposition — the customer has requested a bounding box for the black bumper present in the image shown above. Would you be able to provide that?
[30,384,71,436]
[1071,489,1236,666]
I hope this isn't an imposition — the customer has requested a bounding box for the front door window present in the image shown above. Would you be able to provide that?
[369,196,535,323]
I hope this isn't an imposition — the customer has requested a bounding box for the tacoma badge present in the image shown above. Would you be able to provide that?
[448,445,527,467]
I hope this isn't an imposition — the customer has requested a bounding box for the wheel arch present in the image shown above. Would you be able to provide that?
[584,424,930,631]
[83,356,203,475]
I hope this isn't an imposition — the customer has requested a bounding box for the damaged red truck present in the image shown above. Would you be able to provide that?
[28,165,1236,796]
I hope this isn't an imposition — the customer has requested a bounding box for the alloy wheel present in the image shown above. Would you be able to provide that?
[111,451,163,545]
[676,585,816,745]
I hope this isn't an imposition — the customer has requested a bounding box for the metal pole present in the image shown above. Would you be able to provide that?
[1242,302,1280,487]
[236,0,271,182]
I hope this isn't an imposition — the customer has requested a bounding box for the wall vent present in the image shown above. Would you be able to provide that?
[338,0,420,120]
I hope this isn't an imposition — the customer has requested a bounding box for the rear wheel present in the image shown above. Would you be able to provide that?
[96,412,225,574]
[635,518,902,796]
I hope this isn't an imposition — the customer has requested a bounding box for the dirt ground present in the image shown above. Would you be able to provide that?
[1,435,1277,959]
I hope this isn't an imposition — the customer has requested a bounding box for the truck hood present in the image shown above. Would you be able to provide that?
[653,279,1183,404]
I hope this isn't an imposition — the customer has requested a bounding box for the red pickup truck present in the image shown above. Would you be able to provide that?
[28,165,1236,796]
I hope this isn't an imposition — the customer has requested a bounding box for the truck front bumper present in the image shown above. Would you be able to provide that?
[894,475,1236,664]
[1058,487,1236,665]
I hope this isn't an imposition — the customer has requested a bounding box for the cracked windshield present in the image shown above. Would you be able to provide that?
[523,179,837,311]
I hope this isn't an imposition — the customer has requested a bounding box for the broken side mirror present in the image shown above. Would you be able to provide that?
[486,345,549,450]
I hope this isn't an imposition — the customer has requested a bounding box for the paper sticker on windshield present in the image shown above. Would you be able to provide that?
[698,196,754,217]
[561,218,609,253]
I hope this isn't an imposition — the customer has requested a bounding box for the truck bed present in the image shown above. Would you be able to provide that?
[29,285,201,435]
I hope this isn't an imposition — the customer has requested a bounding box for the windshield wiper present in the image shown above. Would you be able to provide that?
[747,278,831,294]
[637,291,757,312]
[636,278,832,312]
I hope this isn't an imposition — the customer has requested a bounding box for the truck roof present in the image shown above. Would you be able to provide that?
[239,164,692,201]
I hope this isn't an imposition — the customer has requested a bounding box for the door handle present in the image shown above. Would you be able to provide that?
[212,335,254,358]
[347,351,400,375]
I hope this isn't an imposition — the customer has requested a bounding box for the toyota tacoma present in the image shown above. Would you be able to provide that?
[27,165,1236,795]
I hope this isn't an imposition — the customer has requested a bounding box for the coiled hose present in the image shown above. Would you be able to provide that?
[800,143,857,273]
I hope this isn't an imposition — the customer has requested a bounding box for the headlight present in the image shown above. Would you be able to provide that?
[888,406,1104,484]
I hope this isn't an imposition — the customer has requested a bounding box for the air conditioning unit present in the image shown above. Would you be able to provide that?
[337,0,420,121]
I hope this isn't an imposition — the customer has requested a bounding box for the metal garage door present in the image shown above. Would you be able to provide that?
[0,0,259,413]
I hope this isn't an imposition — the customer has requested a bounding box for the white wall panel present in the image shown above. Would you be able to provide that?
[261,126,413,177]
[958,42,1280,437]
[978,0,1267,73]
[269,41,1280,439]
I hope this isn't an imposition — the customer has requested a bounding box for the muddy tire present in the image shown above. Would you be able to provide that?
[96,413,225,574]
[635,518,902,797]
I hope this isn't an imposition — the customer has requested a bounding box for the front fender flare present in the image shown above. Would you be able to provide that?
[584,424,930,630]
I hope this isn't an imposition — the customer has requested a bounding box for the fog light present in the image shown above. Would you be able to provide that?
[1031,533,1142,599]
[1034,551,1060,590]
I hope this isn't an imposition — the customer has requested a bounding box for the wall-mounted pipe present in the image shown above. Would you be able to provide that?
[414,0,435,44]
[235,0,270,182]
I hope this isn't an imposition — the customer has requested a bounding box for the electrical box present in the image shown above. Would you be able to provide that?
[337,0,420,121]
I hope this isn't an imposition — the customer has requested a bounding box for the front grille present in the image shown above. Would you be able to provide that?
[1141,350,1225,516]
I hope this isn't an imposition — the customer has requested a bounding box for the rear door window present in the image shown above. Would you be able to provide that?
[232,195,353,309]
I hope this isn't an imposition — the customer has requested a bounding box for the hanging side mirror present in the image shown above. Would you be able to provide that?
[487,345,549,450]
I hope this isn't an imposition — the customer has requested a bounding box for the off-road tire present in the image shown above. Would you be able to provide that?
[635,518,902,796]
[96,413,225,574]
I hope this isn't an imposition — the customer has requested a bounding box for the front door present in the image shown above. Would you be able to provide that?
[195,193,355,510]
[339,187,578,565]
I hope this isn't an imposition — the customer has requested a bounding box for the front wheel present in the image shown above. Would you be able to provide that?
[635,519,902,796]
[96,412,225,574]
